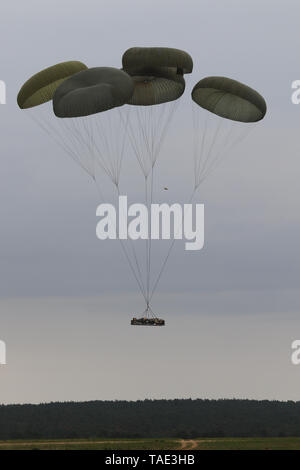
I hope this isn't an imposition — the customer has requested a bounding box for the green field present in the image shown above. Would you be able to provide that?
[0,437,300,450]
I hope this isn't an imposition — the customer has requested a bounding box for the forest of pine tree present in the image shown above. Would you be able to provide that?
[0,399,299,439]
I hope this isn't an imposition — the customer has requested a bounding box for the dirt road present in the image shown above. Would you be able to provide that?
[178,439,199,450]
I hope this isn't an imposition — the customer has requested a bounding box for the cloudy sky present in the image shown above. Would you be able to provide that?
[1,0,300,404]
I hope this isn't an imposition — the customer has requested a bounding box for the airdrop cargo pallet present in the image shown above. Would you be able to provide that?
[131,317,165,326]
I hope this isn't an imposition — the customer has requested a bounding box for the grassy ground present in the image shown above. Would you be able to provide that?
[0,437,300,450]
[0,438,178,450]
[191,437,300,450]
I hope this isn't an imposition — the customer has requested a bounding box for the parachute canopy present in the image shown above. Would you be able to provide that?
[53,67,134,118]
[191,76,267,122]
[127,71,185,106]
[122,47,193,75]
[17,61,87,109]
[122,47,191,106]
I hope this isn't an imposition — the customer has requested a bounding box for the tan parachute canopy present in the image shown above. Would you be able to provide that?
[17,61,87,109]
[192,76,267,123]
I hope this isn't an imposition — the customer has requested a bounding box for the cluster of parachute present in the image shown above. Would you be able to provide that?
[17,47,267,322]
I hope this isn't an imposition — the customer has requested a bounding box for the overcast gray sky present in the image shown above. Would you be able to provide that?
[1,0,300,404]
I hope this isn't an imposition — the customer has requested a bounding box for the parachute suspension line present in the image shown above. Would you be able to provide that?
[28,113,95,179]
[199,116,222,181]
[145,174,150,305]
[192,108,224,189]
[149,121,257,301]
[196,119,258,186]
[192,105,208,190]
[93,178,148,303]
[144,130,153,307]
[196,115,232,186]
[117,108,130,184]
[72,116,148,299]
[144,166,154,306]
[119,101,180,308]
[114,182,147,301]
[150,113,220,300]
[92,116,117,182]
[122,110,148,177]
[76,113,145,295]
[90,108,148,301]
[123,101,180,179]
[96,107,149,302]
[149,109,256,303]
[62,117,98,178]
[29,110,148,303]
[92,111,126,186]
[90,108,147,302]
[60,117,103,180]
[56,109,129,188]
[155,101,178,161]
[57,116,107,181]
[143,304,157,319]
[149,189,196,303]
[141,103,178,306]
[146,164,155,306]
[107,108,124,185]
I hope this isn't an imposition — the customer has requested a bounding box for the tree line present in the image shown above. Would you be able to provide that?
[0,399,299,439]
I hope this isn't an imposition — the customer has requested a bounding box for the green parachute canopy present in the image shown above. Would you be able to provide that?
[17,61,87,109]
[53,67,134,118]
[192,76,267,122]
[122,47,193,75]
[126,68,185,106]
